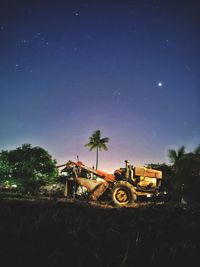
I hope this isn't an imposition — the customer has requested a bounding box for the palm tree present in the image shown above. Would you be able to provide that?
[85,130,109,170]
[168,145,185,165]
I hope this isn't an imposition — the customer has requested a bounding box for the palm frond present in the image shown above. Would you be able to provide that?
[177,146,185,157]
[85,143,95,151]
[101,137,109,143]
[168,149,177,163]
[92,130,101,139]
[99,143,108,151]
[84,142,93,147]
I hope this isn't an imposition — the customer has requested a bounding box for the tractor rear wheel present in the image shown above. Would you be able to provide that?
[111,181,136,207]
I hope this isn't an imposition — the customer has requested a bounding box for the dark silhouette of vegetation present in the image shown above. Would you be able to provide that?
[85,130,109,170]
[147,145,200,203]
[0,144,57,194]
[174,152,200,203]
[168,145,186,164]
[193,144,200,155]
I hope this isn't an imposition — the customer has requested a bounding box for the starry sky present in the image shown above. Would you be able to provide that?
[1,0,200,172]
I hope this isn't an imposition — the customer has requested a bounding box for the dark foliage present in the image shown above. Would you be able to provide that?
[0,144,57,194]
[174,153,200,202]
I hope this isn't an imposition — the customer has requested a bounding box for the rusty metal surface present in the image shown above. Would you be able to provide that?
[76,177,102,192]
[61,160,116,183]
[75,177,109,200]
[89,182,109,201]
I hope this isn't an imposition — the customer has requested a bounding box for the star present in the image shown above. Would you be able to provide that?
[75,12,79,16]
[158,82,163,87]
[15,63,19,67]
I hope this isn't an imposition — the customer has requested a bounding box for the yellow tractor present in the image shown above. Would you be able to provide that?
[112,160,162,206]
[59,160,163,206]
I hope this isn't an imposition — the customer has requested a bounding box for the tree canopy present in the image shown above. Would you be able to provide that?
[0,144,57,182]
[168,146,186,164]
[174,153,200,202]
[166,145,200,202]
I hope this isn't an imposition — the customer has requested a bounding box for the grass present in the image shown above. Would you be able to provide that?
[0,196,200,266]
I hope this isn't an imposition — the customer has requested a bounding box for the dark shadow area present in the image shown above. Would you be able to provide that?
[0,198,200,267]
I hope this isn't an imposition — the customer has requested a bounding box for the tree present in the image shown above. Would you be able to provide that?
[85,130,109,170]
[175,153,200,202]
[0,150,11,180]
[0,144,57,193]
[168,145,185,164]
[165,145,200,202]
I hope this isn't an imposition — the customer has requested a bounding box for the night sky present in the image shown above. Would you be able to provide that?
[1,0,200,172]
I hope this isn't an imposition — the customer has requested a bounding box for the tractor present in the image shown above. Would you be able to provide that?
[58,160,162,206]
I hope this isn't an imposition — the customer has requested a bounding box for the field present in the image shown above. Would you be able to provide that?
[0,197,200,266]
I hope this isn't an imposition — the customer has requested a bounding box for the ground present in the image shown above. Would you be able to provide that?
[0,196,200,266]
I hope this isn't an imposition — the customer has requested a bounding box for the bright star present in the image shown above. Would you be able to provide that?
[158,82,163,87]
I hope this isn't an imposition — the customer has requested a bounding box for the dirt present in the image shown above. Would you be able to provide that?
[0,196,199,267]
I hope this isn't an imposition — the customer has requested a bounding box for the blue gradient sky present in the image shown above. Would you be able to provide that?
[1,0,199,172]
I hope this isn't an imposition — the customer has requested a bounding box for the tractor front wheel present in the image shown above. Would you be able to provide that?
[111,181,136,207]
